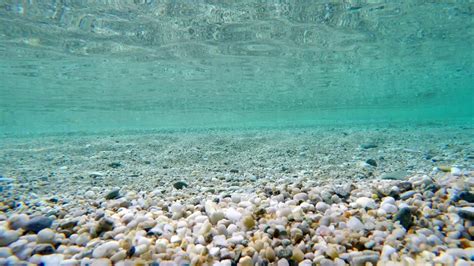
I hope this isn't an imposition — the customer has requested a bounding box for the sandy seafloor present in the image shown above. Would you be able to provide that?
[0,124,473,265]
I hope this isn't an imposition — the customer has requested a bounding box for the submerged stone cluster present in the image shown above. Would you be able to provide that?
[0,166,473,265]
[0,127,472,265]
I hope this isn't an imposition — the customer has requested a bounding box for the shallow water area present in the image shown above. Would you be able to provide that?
[0,1,474,265]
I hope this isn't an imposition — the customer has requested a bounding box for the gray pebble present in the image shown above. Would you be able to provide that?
[24,216,53,233]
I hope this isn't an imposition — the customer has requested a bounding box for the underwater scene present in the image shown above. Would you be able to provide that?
[0,1,473,265]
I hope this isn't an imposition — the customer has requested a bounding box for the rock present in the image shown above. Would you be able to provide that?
[96,217,114,236]
[32,244,55,255]
[0,247,12,258]
[277,247,292,259]
[351,253,380,266]
[293,192,308,202]
[361,143,377,149]
[380,171,407,180]
[24,216,53,233]
[41,255,65,265]
[225,208,242,222]
[105,189,120,200]
[458,207,474,221]
[394,207,412,230]
[400,191,416,200]
[239,256,252,266]
[173,181,188,190]
[316,202,330,212]
[291,247,304,262]
[366,159,377,167]
[108,162,122,168]
[347,217,364,232]
[8,214,29,230]
[242,215,255,230]
[85,191,96,199]
[265,247,276,262]
[355,197,376,209]
[451,167,462,176]
[0,230,19,246]
[380,203,397,214]
[37,228,55,244]
[209,211,225,225]
[92,241,120,258]
[457,191,474,203]
[381,245,396,260]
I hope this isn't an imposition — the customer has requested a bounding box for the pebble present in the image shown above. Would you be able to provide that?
[8,214,29,230]
[24,216,53,233]
[347,217,364,231]
[92,241,120,258]
[32,244,55,255]
[0,230,19,246]
[316,202,330,212]
[366,159,377,167]
[85,190,96,198]
[173,181,188,190]
[400,190,416,200]
[394,207,412,230]
[355,197,376,209]
[242,215,255,229]
[105,189,120,200]
[37,228,55,244]
[458,207,474,221]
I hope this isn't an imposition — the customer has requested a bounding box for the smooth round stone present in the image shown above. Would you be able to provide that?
[294,193,308,202]
[92,241,119,258]
[356,197,376,209]
[291,247,304,262]
[0,247,12,258]
[316,202,330,212]
[24,216,53,233]
[0,230,19,246]
[231,194,241,204]
[242,215,255,230]
[75,233,91,246]
[380,203,397,214]
[239,256,252,266]
[210,212,225,225]
[40,254,64,265]
[85,191,96,199]
[347,217,364,232]
[381,244,396,260]
[8,214,29,230]
[277,258,289,266]
[225,208,242,222]
[37,228,55,244]
[265,247,276,262]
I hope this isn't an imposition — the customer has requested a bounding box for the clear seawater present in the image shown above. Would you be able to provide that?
[0,1,473,135]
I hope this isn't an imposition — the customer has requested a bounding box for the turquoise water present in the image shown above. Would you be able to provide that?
[0,1,473,135]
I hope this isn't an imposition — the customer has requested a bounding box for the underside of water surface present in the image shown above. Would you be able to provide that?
[0,1,473,135]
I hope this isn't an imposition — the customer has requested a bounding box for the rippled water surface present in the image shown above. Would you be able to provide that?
[0,1,473,135]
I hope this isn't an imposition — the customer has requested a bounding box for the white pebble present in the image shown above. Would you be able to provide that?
[225,208,242,222]
[356,197,376,209]
[346,217,364,232]
[380,203,398,214]
[84,191,96,199]
[381,244,396,260]
[316,202,330,212]
[92,241,119,258]
[37,228,55,244]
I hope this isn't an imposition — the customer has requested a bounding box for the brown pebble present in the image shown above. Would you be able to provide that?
[265,246,276,262]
